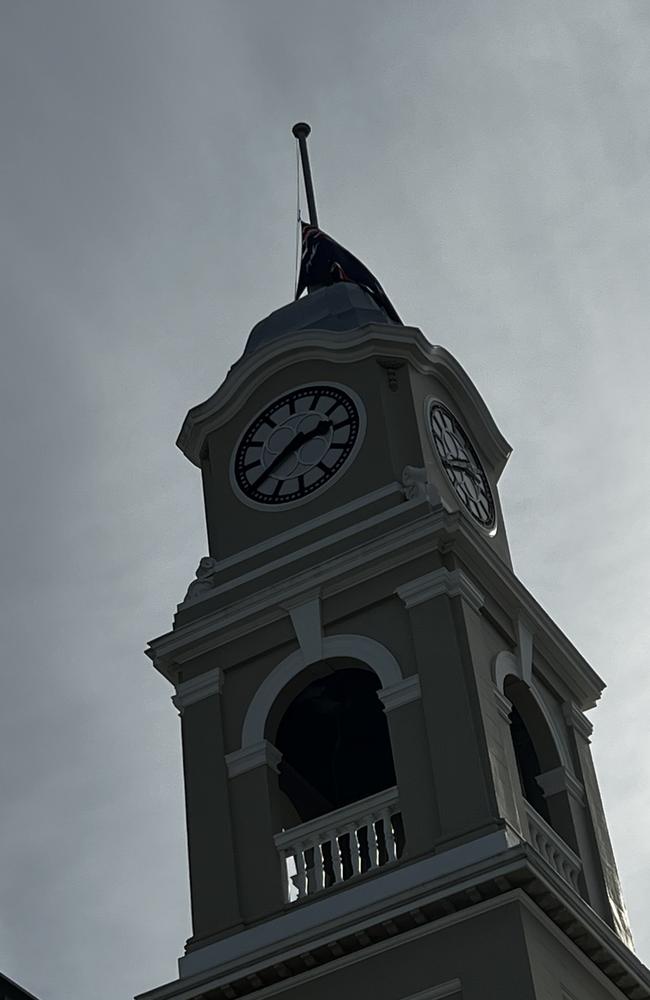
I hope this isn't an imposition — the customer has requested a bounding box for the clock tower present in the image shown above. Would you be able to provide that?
[137,195,650,1000]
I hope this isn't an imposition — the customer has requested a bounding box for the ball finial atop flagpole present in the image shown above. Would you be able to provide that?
[292,122,319,228]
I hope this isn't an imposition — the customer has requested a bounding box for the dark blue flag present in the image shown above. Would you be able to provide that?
[295,221,402,325]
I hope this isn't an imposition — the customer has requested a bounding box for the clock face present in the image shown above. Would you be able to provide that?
[428,401,496,530]
[232,383,363,507]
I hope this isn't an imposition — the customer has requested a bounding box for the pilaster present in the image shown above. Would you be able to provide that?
[227,744,286,924]
[396,570,501,850]
[564,702,634,944]
[378,675,440,855]
[175,670,242,943]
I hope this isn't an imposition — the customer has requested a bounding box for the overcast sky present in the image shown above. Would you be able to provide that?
[1,2,650,998]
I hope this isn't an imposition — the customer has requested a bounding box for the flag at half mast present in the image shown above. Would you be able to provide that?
[295,221,403,325]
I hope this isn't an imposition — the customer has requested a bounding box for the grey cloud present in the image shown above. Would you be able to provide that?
[1,2,649,997]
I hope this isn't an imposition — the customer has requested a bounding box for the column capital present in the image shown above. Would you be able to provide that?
[536,765,586,806]
[378,674,421,712]
[396,567,484,614]
[225,740,282,778]
[172,667,223,713]
[562,702,593,742]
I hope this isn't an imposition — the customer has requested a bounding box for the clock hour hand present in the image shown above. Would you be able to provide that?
[252,418,331,490]
[442,456,481,482]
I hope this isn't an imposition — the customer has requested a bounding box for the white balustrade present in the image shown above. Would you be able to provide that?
[274,787,402,903]
[524,801,582,891]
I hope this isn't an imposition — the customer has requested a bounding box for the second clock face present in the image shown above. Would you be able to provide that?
[233,384,363,506]
[428,401,496,530]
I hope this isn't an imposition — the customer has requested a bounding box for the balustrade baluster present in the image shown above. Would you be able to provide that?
[524,801,581,891]
[281,850,292,903]
[311,836,324,891]
[380,809,397,862]
[304,842,317,894]
[346,824,361,876]
[366,815,379,869]
[329,834,341,883]
[273,788,402,902]
[294,845,308,899]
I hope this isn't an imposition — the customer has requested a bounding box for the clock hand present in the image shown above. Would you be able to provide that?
[252,418,332,490]
[443,457,482,482]
[442,456,471,470]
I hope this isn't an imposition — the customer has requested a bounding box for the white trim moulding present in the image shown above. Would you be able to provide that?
[225,740,282,778]
[397,567,484,613]
[378,675,422,712]
[172,668,223,712]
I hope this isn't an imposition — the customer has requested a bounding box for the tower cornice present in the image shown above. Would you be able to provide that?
[135,847,650,1000]
[146,501,604,710]
[176,325,511,474]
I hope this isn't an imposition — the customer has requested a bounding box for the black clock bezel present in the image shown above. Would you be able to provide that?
[231,382,366,509]
[427,399,497,532]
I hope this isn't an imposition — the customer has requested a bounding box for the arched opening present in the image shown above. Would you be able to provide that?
[505,676,559,822]
[504,675,578,853]
[508,701,552,822]
[272,662,403,896]
[275,664,396,823]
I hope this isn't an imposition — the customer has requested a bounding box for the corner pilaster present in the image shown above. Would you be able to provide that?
[226,741,286,923]
[378,675,440,855]
[563,701,634,944]
[174,668,242,944]
[395,569,501,851]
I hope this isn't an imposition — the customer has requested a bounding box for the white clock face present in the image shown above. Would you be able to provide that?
[428,401,496,530]
[232,384,364,507]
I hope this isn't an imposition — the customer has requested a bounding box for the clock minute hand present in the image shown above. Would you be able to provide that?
[443,456,481,481]
[252,418,331,490]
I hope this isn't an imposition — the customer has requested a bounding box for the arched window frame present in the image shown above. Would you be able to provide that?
[241,634,405,750]
[493,643,584,864]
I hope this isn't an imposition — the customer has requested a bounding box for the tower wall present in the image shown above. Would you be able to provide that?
[142,316,646,1000]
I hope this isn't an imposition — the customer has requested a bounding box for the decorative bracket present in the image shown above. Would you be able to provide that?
[377,356,406,392]
[279,591,322,665]
[182,555,220,604]
[401,465,444,508]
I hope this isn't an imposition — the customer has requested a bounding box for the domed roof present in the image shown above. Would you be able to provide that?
[244,283,392,355]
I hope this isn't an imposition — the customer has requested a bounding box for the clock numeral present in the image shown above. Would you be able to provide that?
[309,393,322,411]
[332,417,351,430]
[243,459,262,473]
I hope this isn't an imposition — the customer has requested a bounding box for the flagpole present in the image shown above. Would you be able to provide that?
[292,122,319,227]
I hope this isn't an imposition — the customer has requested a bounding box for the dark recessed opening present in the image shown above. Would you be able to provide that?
[276,667,396,823]
[509,702,551,822]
